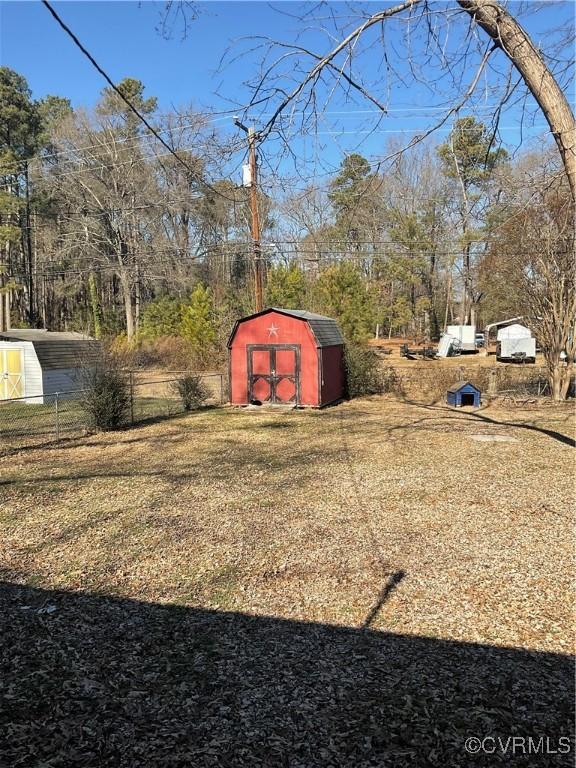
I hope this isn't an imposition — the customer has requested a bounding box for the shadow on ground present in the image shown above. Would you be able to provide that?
[404,401,576,448]
[0,580,572,767]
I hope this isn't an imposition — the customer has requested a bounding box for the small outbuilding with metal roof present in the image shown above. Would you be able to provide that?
[0,329,101,403]
[228,308,345,407]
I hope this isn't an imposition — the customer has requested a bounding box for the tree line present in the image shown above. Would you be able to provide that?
[0,66,573,396]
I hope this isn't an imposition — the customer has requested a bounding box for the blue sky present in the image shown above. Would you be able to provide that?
[1,1,574,183]
[2,2,301,111]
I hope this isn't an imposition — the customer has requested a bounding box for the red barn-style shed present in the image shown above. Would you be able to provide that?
[228,308,345,407]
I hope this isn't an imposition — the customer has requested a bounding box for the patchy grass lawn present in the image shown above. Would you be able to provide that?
[0,398,573,766]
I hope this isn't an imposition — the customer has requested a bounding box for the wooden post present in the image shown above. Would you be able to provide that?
[488,369,498,397]
[248,128,263,312]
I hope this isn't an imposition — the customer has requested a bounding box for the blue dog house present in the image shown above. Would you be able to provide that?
[447,380,481,408]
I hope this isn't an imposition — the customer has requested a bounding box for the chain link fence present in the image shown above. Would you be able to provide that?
[0,371,226,455]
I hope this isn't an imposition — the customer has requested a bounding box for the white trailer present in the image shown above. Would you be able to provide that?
[497,324,531,340]
[446,325,476,352]
[497,337,536,362]
[436,325,476,357]
[496,324,536,363]
[437,333,457,358]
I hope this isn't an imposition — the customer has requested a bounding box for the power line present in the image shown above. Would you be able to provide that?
[5,246,564,281]
[34,117,234,164]
[9,121,546,185]
[4,113,550,189]
[0,144,247,190]
[41,0,240,204]
[6,103,517,174]
[30,106,504,165]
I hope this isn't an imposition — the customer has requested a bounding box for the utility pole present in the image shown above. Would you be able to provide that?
[234,118,263,312]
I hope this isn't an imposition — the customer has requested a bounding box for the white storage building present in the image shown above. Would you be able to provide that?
[0,329,101,403]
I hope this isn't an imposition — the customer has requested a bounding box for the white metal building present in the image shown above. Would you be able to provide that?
[0,329,101,403]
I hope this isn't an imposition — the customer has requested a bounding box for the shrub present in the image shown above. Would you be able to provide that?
[170,374,210,411]
[381,365,405,396]
[139,295,183,340]
[106,333,138,368]
[79,366,131,430]
[344,345,384,398]
[133,335,193,370]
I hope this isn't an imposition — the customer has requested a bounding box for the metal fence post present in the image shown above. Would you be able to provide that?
[220,373,225,404]
[54,392,60,441]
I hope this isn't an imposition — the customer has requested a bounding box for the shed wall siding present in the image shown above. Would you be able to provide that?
[42,368,83,397]
[319,345,345,405]
[230,311,319,405]
[32,340,101,369]
[23,343,44,401]
[0,341,43,402]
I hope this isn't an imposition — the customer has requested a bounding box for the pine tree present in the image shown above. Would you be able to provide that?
[97,77,157,138]
[327,153,380,248]
[0,67,45,328]
[316,262,376,343]
[437,117,509,324]
[437,117,508,186]
[266,263,306,308]
[180,285,217,365]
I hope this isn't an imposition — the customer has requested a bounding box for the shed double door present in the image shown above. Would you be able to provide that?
[248,345,300,404]
[0,348,24,400]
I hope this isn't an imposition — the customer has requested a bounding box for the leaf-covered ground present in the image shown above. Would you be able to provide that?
[0,398,574,766]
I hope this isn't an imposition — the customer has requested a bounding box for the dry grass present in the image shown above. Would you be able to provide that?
[0,398,574,766]
[377,358,551,402]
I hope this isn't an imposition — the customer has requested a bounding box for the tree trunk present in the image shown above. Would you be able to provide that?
[427,251,440,339]
[560,364,573,400]
[461,241,472,324]
[551,363,563,402]
[443,266,453,332]
[0,290,5,333]
[135,263,141,331]
[88,272,102,339]
[4,289,11,331]
[23,163,36,326]
[547,355,573,402]
[458,0,576,200]
[0,267,5,333]
[118,270,134,341]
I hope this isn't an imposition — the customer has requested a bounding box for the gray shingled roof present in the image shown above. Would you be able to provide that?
[228,308,344,348]
[271,309,344,348]
[0,329,101,369]
[447,380,480,394]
